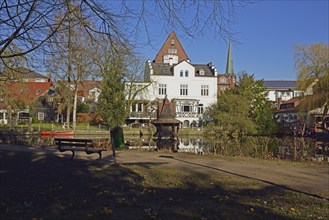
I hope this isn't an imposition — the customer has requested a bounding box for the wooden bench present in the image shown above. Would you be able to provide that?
[54,138,107,159]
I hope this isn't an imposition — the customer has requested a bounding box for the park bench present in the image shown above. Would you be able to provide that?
[54,138,107,159]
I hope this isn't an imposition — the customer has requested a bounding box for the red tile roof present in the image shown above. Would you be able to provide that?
[2,82,52,106]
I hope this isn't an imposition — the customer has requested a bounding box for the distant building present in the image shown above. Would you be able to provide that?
[76,80,102,103]
[264,80,303,107]
[0,81,53,124]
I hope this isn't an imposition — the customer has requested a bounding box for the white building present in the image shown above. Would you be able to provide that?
[264,80,303,104]
[126,32,218,127]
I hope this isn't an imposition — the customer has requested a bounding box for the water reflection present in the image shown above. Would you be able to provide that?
[125,135,328,162]
[1,130,327,162]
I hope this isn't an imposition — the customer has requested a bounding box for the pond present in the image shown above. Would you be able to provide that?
[0,129,328,163]
[123,135,329,163]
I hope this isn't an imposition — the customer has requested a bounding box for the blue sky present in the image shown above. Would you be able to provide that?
[137,0,329,81]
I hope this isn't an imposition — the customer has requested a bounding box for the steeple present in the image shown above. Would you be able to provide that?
[225,41,234,75]
[153,31,189,64]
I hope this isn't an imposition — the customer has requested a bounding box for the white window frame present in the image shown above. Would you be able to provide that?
[180,84,188,96]
[159,84,167,95]
[38,112,44,120]
[201,85,209,96]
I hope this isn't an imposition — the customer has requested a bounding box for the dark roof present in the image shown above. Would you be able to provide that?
[152,63,173,76]
[193,64,216,77]
[151,63,215,77]
[264,80,296,89]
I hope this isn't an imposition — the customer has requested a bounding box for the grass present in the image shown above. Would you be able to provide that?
[0,150,328,220]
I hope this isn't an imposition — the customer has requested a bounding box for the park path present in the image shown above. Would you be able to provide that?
[1,144,328,200]
[116,150,329,200]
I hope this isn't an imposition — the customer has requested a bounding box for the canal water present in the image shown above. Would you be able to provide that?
[123,135,329,162]
[0,129,328,163]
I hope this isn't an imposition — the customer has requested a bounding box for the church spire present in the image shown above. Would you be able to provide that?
[225,41,234,75]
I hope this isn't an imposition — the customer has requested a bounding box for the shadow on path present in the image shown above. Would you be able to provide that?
[159,155,329,201]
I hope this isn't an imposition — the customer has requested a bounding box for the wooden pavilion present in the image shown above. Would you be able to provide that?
[151,97,182,140]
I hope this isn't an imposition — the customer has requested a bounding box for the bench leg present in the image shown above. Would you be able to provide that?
[98,151,102,159]
[70,150,75,159]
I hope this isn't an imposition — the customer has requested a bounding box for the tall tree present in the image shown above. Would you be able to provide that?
[295,44,329,117]
[46,3,97,130]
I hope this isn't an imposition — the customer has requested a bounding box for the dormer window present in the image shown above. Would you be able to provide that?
[200,69,205,75]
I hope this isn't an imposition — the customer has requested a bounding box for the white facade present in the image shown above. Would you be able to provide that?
[140,60,217,127]
[267,90,303,102]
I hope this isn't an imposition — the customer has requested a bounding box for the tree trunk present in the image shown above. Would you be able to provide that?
[66,106,71,128]
[72,86,78,131]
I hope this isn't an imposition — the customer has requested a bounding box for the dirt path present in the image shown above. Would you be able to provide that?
[1,144,328,200]
[115,150,329,200]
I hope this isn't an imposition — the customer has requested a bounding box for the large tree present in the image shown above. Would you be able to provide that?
[46,2,97,130]
[295,43,329,117]
[205,73,278,139]
[1,0,251,64]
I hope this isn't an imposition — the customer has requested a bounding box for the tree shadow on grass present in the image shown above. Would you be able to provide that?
[0,150,326,220]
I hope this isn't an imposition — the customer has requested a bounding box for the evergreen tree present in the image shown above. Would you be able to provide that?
[98,55,126,126]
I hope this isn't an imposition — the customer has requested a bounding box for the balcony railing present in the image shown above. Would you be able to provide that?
[129,111,202,119]
[176,112,202,118]
[129,112,156,119]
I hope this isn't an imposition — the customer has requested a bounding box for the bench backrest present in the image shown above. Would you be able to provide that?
[55,138,93,147]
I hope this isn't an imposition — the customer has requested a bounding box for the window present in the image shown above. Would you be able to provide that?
[201,85,209,96]
[181,105,192,112]
[171,39,175,45]
[159,84,167,95]
[180,84,188,95]
[185,70,189,77]
[168,48,177,54]
[38,112,44,120]
[200,69,205,75]
[169,58,173,65]
[220,78,227,83]
[137,103,143,112]
[198,104,204,114]
[180,70,183,77]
